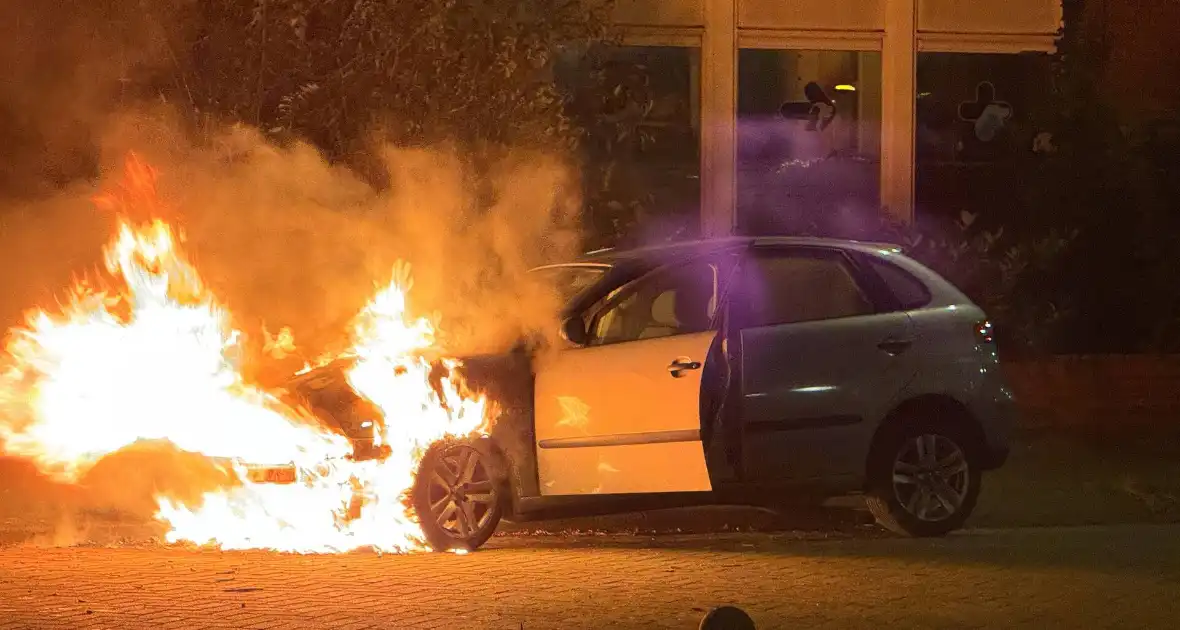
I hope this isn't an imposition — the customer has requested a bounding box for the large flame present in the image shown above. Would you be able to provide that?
[0,155,492,553]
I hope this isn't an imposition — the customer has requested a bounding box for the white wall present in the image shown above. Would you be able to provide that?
[917,0,1063,35]
[738,0,883,31]
[616,0,1061,34]
[613,0,703,26]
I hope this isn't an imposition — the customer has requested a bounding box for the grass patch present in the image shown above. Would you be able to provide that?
[974,431,1180,528]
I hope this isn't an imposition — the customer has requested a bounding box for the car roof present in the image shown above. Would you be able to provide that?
[568,236,903,267]
[533,235,973,313]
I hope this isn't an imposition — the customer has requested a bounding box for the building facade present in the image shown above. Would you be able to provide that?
[605,0,1063,235]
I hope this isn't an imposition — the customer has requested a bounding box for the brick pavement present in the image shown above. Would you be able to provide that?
[1,525,1178,630]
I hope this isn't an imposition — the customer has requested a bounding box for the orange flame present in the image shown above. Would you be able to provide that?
[0,155,492,553]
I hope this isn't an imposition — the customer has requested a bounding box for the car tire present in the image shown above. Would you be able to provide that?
[412,438,503,552]
[865,415,982,537]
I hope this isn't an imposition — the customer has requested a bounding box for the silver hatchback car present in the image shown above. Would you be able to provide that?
[289,236,1015,551]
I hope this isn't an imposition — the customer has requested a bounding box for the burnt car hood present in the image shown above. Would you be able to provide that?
[280,348,535,439]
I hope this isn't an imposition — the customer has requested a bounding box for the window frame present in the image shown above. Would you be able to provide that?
[583,254,735,347]
[529,263,612,306]
[855,253,934,312]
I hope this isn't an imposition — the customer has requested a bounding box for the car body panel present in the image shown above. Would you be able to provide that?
[867,249,1015,468]
[899,303,1015,468]
[533,331,716,495]
[739,310,919,481]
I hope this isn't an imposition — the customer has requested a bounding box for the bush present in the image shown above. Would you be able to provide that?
[161,0,613,165]
[555,44,701,249]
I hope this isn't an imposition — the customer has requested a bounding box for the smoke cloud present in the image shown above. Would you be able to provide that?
[1,108,583,374]
[1,0,585,365]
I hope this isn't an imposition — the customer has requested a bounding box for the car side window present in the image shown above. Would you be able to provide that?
[590,260,721,345]
[738,250,874,327]
[867,258,931,310]
[531,266,608,304]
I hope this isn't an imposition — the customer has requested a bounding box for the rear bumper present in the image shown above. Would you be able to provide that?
[207,458,299,484]
[219,436,385,485]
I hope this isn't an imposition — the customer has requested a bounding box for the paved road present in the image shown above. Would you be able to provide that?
[1,525,1178,630]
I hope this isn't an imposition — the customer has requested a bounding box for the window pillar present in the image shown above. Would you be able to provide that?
[701,0,737,237]
[881,0,917,223]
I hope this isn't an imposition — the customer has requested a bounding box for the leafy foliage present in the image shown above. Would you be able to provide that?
[556,45,701,249]
[1025,0,1180,354]
[167,0,613,161]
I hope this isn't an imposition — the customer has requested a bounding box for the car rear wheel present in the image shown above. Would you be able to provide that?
[865,417,981,537]
[412,440,503,552]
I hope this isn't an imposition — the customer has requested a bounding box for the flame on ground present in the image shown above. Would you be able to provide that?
[0,154,493,553]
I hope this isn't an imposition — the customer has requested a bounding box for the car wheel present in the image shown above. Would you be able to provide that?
[865,417,982,537]
[412,439,503,552]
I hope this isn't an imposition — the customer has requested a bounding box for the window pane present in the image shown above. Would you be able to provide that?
[915,52,1054,225]
[737,49,882,234]
[869,259,931,310]
[531,266,606,303]
[556,45,701,246]
[593,261,717,344]
[740,253,873,326]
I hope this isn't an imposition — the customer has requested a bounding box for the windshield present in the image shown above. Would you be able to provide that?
[531,265,608,304]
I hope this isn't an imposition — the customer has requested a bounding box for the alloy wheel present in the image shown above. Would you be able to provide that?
[891,433,970,522]
[423,444,498,541]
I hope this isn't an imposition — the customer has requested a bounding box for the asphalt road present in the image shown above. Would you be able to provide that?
[1,524,1178,629]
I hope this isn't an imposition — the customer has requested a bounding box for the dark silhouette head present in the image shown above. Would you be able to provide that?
[974,81,996,104]
[804,82,832,105]
[699,605,757,630]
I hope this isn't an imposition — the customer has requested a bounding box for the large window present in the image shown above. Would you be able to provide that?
[915,52,1055,225]
[556,45,701,246]
[736,49,882,234]
[738,250,873,327]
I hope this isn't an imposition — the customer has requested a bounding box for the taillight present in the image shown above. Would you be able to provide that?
[974,320,995,344]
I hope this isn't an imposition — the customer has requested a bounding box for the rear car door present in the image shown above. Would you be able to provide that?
[533,256,732,495]
[734,246,919,481]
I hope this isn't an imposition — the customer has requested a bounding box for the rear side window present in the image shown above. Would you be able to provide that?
[737,251,874,327]
[868,258,931,310]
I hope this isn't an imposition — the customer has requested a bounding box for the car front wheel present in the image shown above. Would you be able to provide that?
[865,417,982,537]
[412,439,503,552]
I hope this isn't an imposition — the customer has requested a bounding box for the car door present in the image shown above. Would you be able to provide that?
[533,257,730,495]
[734,246,919,482]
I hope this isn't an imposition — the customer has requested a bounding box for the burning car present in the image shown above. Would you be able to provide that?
[0,157,1011,554]
[264,236,1013,552]
[0,155,495,554]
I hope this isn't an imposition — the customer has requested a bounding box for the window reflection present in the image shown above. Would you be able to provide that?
[737,49,883,234]
[737,251,873,327]
[555,45,702,245]
[915,52,1054,223]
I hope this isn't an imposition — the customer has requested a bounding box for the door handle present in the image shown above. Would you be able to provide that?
[877,339,914,356]
[668,357,703,378]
